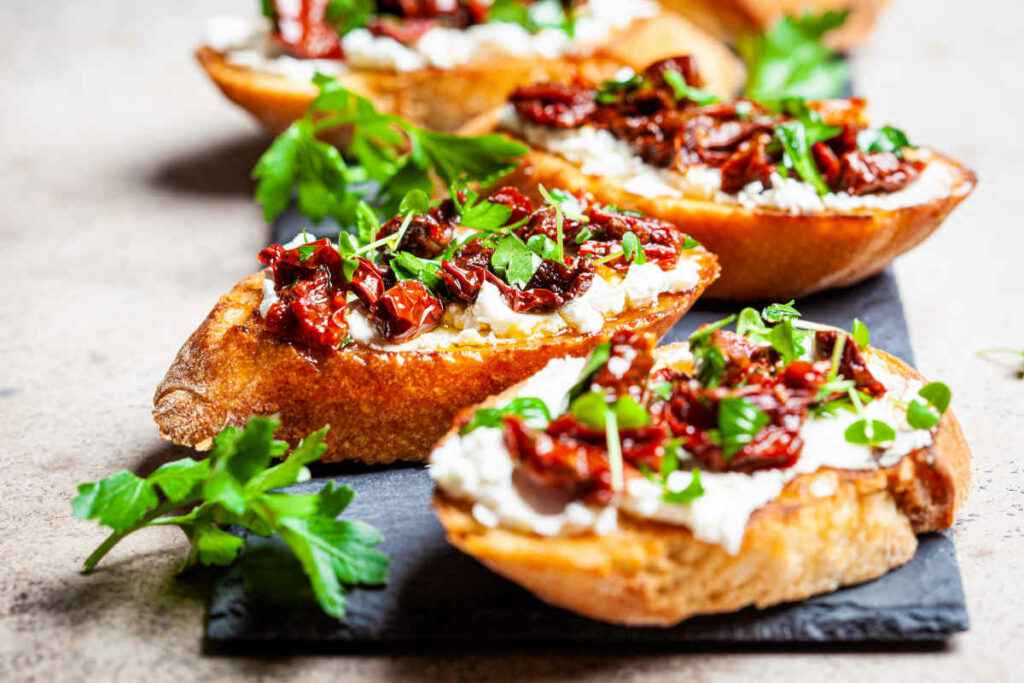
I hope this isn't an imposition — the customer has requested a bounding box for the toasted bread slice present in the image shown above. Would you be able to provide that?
[153,252,718,464]
[497,147,976,301]
[432,345,970,626]
[197,11,744,134]
[662,0,890,51]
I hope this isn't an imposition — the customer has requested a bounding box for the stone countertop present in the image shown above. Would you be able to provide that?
[0,0,1019,680]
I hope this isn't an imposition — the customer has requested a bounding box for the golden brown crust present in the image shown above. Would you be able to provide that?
[196,12,744,134]
[661,0,890,51]
[430,344,971,626]
[152,254,718,464]
[500,147,977,301]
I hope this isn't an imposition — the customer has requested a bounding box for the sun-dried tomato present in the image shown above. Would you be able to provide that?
[373,280,443,342]
[510,83,597,129]
[835,151,923,195]
[643,55,705,89]
[263,270,349,351]
[487,186,534,224]
[586,331,656,401]
[348,258,389,309]
[815,330,887,397]
[258,239,343,289]
[376,212,454,259]
[367,17,438,43]
[719,133,776,193]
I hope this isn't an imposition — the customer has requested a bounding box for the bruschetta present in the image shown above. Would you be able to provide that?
[198,1,744,134]
[662,0,889,51]
[431,309,969,625]
[470,57,976,300]
[153,187,718,463]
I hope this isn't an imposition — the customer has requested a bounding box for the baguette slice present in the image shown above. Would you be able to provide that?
[661,0,890,51]
[197,11,744,134]
[497,147,976,301]
[153,253,718,464]
[432,344,970,626]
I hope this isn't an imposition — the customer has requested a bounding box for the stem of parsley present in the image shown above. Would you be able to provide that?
[605,407,624,492]
[82,498,191,573]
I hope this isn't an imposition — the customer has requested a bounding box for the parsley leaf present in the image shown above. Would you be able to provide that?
[775,120,830,195]
[596,71,646,104]
[390,251,442,292]
[488,0,576,36]
[844,418,896,446]
[621,231,647,264]
[491,234,540,288]
[661,69,719,106]
[741,11,850,102]
[326,0,376,36]
[858,126,913,155]
[718,397,770,460]
[762,299,801,322]
[906,381,952,430]
[72,417,388,620]
[461,397,552,434]
[568,342,611,401]
[655,440,704,505]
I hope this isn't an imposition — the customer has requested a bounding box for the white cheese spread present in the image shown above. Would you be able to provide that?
[500,109,964,215]
[429,347,935,554]
[208,1,658,76]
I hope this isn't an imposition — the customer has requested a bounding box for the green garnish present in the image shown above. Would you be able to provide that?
[621,231,647,265]
[72,417,389,619]
[253,75,526,226]
[858,126,913,155]
[596,71,646,104]
[461,397,552,434]
[718,397,770,461]
[843,388,895,447]
[774,120,831,196]
[661,69,719,106]
[651,382,674,402]
[570,391,650,430]
[762,299,801,322]
[852,318,871,348]
[491,233,540,288]
[657,440,704,504]
[526,233,561,260]
[740,11,850,102]
[568,342,611,401]
[487,0,576,36]
[689,315,737,389]
[390,251,443,292]
[906,382,951,430]
[325,0,375,36]
[681,236,702,249]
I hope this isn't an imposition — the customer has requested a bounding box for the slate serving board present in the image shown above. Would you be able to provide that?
[202,216,968,653]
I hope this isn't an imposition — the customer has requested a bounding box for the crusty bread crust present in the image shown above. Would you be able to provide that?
[153,253,718,464]
[431,345,971,626]
[196,12,744,134]
[498,147,976,301]
[662,0,890,51]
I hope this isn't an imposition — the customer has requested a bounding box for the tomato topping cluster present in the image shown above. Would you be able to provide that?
[268,0,504,59]
[509,56,924,196]
[501,327,888,504]
[258,187,693,351]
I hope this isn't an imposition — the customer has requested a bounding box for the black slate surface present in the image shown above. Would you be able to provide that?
[204,216,969,653]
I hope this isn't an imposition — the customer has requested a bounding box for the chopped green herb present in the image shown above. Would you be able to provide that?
[325,0,376,36]
[651,382,674,402]
[681,236,702,249]
[857,126,913,155]
[762,300,801,323]
[390,251,442,292]
[661,69,719,106]
[621,231,647,264]
[574,227,593,244]
[774,120,831,196]
[491,233,540,288]
[73,417,388,620]
[569,392,650,431]
[906,382,952,430]
[596,71,646,104]
[526,233,561,260]
[844,418,896,446]
[461,397,552,434]
[851,318,871,348]
[569,343,611,401]
[718,397,770,461]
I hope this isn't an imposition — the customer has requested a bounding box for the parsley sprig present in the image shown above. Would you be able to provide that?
[253,75,527,226]
[740,11,850,102]
[72,417,389,619]
[488,0,577,37]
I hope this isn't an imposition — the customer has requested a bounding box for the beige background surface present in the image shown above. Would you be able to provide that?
[1,1,1020,680]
